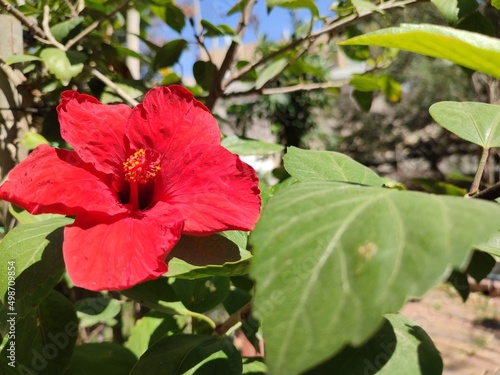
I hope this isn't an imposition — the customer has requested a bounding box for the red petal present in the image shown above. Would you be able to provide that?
[125,86,220,154]
[154,144,261,234]
[63,202,184,291]
[57,90,132,180]
[0,145,124,216]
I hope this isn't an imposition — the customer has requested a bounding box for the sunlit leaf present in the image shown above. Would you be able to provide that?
[339,24,500,79]
[430,0,477,25]
[40,48,86,85]
[76,297,121,327]
[352,0,383,13]
[266,0,319,17]
[5,54,41,65]
[284,147,384,186]
[250,181,500,375]
[222,135,284,156]
[429,101,500,148]
[22,132,49,150]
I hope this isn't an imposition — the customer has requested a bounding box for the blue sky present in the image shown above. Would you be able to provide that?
[155,1,334,77]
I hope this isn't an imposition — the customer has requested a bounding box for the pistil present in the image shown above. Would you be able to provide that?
[123,148,161,210]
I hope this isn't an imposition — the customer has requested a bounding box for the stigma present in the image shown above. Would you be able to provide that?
[123,148,161,184]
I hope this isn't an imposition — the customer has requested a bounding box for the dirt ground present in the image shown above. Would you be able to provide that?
[402,285,500,375]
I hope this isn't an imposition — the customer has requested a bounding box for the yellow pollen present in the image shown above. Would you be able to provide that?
[123,148,161,184]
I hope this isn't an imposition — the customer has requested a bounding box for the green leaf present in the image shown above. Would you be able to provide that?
[193,60,217,91]
[429,101,500,148]
[378,74,401,102]
[430,0,477,25]
[171,276,230,313]
[165,3,186,33]
[22,132,49,150]
[349,74,380,92]
[242,358,267,374]
[0,217,73,320]
[201,20,236,37]
[466,250,496,283]
[153,39,187,70]
[8,205,61,224]
[250,181,500,375]
[353,89,373,111]
[65,343,137,375]
[255,59,288,90]
[50,17,84,42]
[222,135,284,156]
[40,48,86,85]
[166,234,252,279]
[284,146,384,186]
[493,0,500,10]
[5,54,41,65]
[76,297,121,327]
[228,0,251,15]
[352,0,383,13]
[122,278,179,313]
[340,26,371,61]
[266,0,319,17]
[125,311,182,357]
[476,231,500,257]
[4,290,78,374]
[129,334,241,375]
[305,313,442,374]
[339,24,500,79]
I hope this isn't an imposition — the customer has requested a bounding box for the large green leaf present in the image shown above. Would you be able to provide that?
[153,39,188,70]
[339,24,500,79]
[129,334,241,374]
[40,48,86,85]
[193,60,217,91]
[3,290,78,374]
[222,135,284,156]
[65,343,137,375]
[475,231,500,257]
[0,217,73,321]
[429,101,500,148]
[284,146,384,186]
[266,0,319,17]
[305,313,442,374]
[166,233,252,279]
[250,181,500,375]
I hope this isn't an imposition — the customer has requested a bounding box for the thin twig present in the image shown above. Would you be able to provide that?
[0,0,46,38]
[214,302,252,336]
[91,68,139,106]
[225,0,429,88]
[65,0,129,50]
[205,0,257,110]
[473,180,500,201]
[42,5,67,50]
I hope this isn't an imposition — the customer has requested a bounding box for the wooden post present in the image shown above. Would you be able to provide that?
[0,14,30,231]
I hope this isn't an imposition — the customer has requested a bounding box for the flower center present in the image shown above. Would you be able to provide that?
[123,148,161,184]
[123,148,161,210]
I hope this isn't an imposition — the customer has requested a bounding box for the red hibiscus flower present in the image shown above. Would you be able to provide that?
[0,85,260,291]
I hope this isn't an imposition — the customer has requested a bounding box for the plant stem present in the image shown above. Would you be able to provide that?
[214,302,252,336]
[469,147,490,195]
